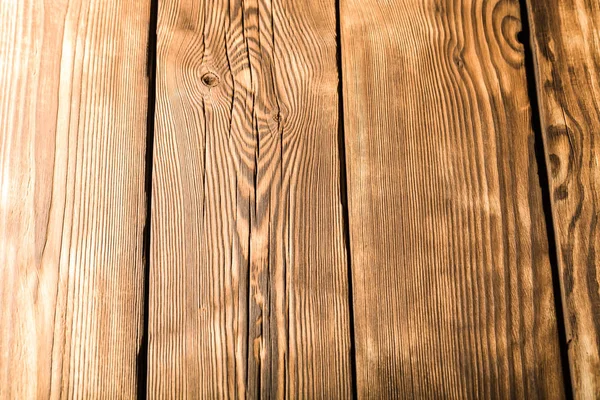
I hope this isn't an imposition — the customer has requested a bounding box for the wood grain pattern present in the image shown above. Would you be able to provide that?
[149,0,352,397]
[0,0,150,397]
[526,0,600,396]
[340,0,566,397]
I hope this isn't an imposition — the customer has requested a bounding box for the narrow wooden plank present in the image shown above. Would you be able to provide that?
[341,0,566,397]
[525,0,600,396]
[0,0,150,397]
[149,0,352,397]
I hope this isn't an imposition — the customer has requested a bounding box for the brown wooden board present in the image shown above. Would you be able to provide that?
[340,0,566,397]
[526,0,600,396]
[148,0,353,397]
[0,0,151,397]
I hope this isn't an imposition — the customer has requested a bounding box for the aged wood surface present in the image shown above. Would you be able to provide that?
[526,0,600,396]
[0,0,150,397]
[148,0,352,397]
[340,0,566,397]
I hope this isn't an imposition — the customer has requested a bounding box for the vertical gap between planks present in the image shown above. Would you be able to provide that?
[517,0,573,397]
[335,0,359,397]
[137,0,159,397]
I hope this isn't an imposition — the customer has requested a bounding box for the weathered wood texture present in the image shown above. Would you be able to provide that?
[0,0,150,397]
[340,0,566,397]
[526,0,600,396]
[149,0,352,397]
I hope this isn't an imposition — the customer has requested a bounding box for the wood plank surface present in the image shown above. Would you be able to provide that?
[0,0,150,397]
[149,0,352,397]
[340,0,566,397]
[525,0,600,396]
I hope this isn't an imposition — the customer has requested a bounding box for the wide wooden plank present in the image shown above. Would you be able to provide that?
[149,0,352,397]
[0,0,150,397]
[525,0,600,396]
[341,0,566,397]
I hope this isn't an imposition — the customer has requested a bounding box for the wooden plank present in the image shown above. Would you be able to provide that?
[340,0,566,397]
[149,0,352,397]
[525,0,600,396]
[0,0,150,397]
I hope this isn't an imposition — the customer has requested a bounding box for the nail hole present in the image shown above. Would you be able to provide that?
[201,72,219,87]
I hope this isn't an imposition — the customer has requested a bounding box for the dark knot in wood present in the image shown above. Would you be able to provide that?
[201,72,220,87]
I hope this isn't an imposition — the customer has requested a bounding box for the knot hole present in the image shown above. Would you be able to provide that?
[201,72,220,87]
